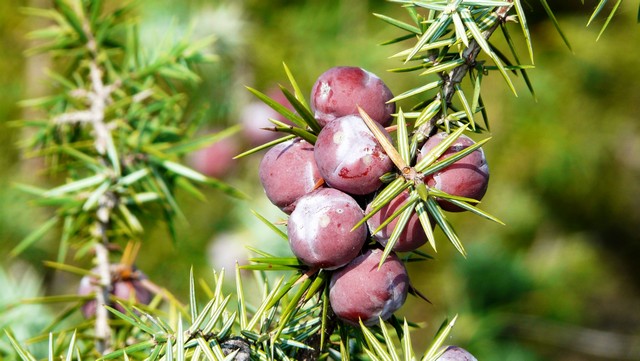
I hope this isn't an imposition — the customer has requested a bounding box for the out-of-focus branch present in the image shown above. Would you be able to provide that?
[51,15,124,354]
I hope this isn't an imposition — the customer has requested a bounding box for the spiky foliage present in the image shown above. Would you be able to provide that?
[5,0,243,357]
[2,1,631,361]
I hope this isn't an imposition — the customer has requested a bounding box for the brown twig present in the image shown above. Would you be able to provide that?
[416,2,514,141]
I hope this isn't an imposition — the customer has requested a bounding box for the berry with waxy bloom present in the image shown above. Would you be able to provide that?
[314,114,393,195]
[436,346,478,361]
[287,188,367,269]
[329,248,409,326]
[310,66,395,128]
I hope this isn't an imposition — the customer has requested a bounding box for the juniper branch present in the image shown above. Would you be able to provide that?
[416,1,514,140]
[64,14,123,354]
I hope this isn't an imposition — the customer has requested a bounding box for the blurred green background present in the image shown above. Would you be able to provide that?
[1,1,639,360]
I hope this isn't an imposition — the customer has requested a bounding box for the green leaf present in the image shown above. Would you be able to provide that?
[53,0,87,43]
[264,271,305,310]
[245,256,304,271]
[246,277,283,331]
[274,275,314,339]
[500,24,536,99]
[283,62,310,110]
[360,319,393,361]
[374,193,418,266]
[246,86,306,129]
[163,125,241,155]
[174,177,206,202]
[538,0,573,51]
[82,180,110,211]
[58,145,103,168]
[271,119,318,145]
[460,8,517,95]
[4,330,37,361]
[304,269,328,301]
[43,261,94,277]
[200,294,231,335]
[422,315,458,361]
[587,0,610,26]
[405,11,452,63]
[106,303,157,335]
[454,85,476,130]
[379,318,401,361]
[451,11,469,47]
[189,267,197,322]
[396,109,411,166]
[99,340,158,360]
[57,215,74,263]
[415,200,437,252]
[250,209,288,241]
[371,178,410,210]
[414,125,468,171]
[596,0,623,41]
[234,134,296,159]
[157,158,208,183]
[48,333,53,361]
[44,173,106,197]
[419,58,465,76]
[426,198,466,257]
[320,282,331,350]
[279,86,321,133]
[374,13,421,34]
[64,330,76,361]
[10,216,59,257]
[389,80,443,103]
[353,178,411,232]
[513,0,534,64]
[338,323,351,361]
[401,319,415,361]
[156,158,248,199]
[390,38,456,59]
[175,312,185,361]
[440,198,504,224]
[380,33,418,46]
[421,137,490,177]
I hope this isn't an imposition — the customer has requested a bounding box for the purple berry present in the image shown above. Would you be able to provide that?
[366,190,431,252]
[310,66,395,127]
[314,114,394,195]
[329,248,409,326]
[187,129,239,179]
[259,139,323,214]
[417,132,489,212]
[287,188,367,269]
[78,265,152,319]
[436,346,478,361]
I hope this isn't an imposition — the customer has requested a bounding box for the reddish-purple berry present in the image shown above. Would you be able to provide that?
[287,188,367,269]
[259,139,323,214]
[310,66,395,127]
[314,114,393,195]
[436,346,478,361]
[78,266,152,319]
[329,248,409,326]
[417,132,489,212]
[187,130,239,179]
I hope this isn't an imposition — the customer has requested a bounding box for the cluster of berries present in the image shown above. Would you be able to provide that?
[257,66,490,326]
